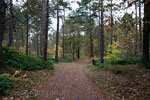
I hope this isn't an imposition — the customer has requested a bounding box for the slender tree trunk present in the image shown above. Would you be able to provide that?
[44,0,49,61]
[110,0,113,45]
[21,28,24,47]
[26,14,29,55]
[139,0,142,53]
[37,33,39,57]
[40,0,45,56]
[55,10,59,61]
[62,10,65,58]
[135,3,138,55]
[100,0,104,63]
[142,0,150,63]
[89,1,94,58]
[16,29,19,51]
[0,0,6,69]
[8,0,14,47]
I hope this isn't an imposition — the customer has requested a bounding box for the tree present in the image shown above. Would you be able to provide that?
[0,0,6,68]
[100,0,104,63]
[139,0,142,53]
[135,3,138,55]
[110,0,113,45]
[55,9,59,61]
[26,0,29,55]
[44,0,49,61]
[142,0,150,63]
[8,0,14,47]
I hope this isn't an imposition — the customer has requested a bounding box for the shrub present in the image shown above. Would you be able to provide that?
[2,47,53,71]
[110,59,140,65]
[0,74,16,96]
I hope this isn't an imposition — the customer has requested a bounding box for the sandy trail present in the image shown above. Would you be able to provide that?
[38,59,103,100]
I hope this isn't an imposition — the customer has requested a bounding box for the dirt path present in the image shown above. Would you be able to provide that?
[38,59,104,100]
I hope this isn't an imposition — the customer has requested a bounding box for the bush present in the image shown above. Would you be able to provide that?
[110,59,140,65]
[2,47,53,71]
[0,74,16,96]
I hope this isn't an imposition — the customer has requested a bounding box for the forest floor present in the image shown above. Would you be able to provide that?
[37,59,104,100]
[2,59,150,100]
[2,59,104,100]
[86,63,150,100]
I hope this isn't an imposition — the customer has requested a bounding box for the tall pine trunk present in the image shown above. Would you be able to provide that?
[142,0,150,63]
[139,0,142,53]
[37,33,39,57]
[110,0,113,45]
[89,1,94,58]
[100,0,104,63]
[55,10,59,61]
[8,0,14,47]
[0,0,6,68]
[26,14,29,55]
[62,10,65,58]
[44,0,49,61]
[135,3,138,55]
[21,27,24,47]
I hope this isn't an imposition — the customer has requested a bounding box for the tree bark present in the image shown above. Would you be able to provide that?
[139,0,142,53]
[8,0,14,47]
[37,32,39,57]
[110,0,113,45]
[62,10,65,58]
[89,1,94,58]
[26,14,29,55]
[55,10,59,62]
[0,0,6,68]
[44,0,49,61]
[100,0,104,63]
[135,3,138,55]
[21,27,24,47]
[142,0,150,63]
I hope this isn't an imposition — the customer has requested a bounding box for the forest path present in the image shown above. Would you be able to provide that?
[38,59,104,100]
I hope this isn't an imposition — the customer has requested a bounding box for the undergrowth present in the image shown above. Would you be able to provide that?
[2,47,53,71]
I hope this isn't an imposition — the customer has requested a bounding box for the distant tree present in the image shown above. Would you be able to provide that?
[139,0,142,53]
[142,0,150,63]
[0,0,6,68]
[26,0,29,55]
[100,0,104,63]
[135,3,138,55]
[8,0,14,47]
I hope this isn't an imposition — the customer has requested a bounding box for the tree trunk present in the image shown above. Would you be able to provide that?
[0,0,6,68]
[135,3,138,55]
[55,10,59,62]
[40,0,45,57]
[8,0,14,47]
[142,0,150,63]
[110,0,113,45]
[62,10,65,58]
[21,28,24,47]
[44,0,49,61]
[139,0,142,53]
[100,0,104,63]
[37,33,39,57]
[26,14,29,55]
[89,2,94,58]
[16,29,19,51]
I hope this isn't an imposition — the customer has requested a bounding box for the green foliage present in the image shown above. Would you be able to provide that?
[2,47,53,71]
[110,59,140,65]
[0,74,16,96]
[91,64,137,76]
[104,42,121,62]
